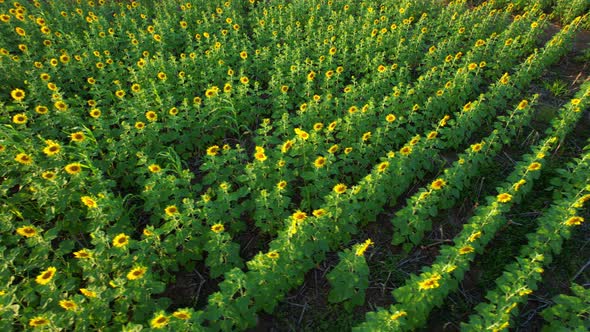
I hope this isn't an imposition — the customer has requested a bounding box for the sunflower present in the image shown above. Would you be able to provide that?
[15,27,26,36]
[344,147,353,154]
[43,141,61,156]
[131,83,141,93]
[355,238,374,256]
[564,216,583,226]
[390,311,407,321]
[165,205,179,216]
[205,88,217,98]
[427,131,438,140]
[15,153,33,165]
[280,140,294,153]
[70,132,85,142]
[459,245,474,255]
[148,164,162,173]
[468,231,482,242]
[333,183,347,195]
[471,143,483,152]
[328,145,339,154]
[314,156,326,168]
[80,288,97,298]
[73,249,92,259]
[112,233,129,247]
[254,151,267,161]
[385,114,396,123]
[172,309,191,320]
[42,171,56,181]
[277,180,287,191]
[135,122,145,130]
[10,89,25,101]
[157,72,167,80]
[496,193,512,203]
[88,109,101,118]
[145,111,157,122]
[517,100,528,110]
[292,210,307,222]
[115,90,125,98]
[81,196,98,208]
[127,266,148,280]
[149,313,170,329]
[312,209,326,218]
[35,106,49,114]
[211,224,225,233]
[240,51,247,59]
[513,179,526,191]
[59,299,77,311]
[400,146,412,156]
[54,100,68,111]
[240,76,249,84]
[35,266,57,285]
[206,145,220,156]
[65,163,82,175]
[296,129,309,140]
[12,113,27,124]
[467,63,478,70]
[267,251,279,259]
[418,273,441,290]
[16,226,37,237]
[59,54,70,63]
[430,179,446,190]
[29,317,50,327]
[527,162,541,171]
[377,161,389,173]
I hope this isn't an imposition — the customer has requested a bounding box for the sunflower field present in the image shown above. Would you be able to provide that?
[1,0,589,331]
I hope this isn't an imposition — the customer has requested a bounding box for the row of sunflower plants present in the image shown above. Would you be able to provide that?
[196,21,582,329]
[460,140,590,331]
[353,81,590,331]
[391,93,538,250]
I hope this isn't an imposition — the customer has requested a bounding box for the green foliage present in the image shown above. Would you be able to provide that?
[541,283,590,332]
[326,241,372,311]
[543,79,569,97]
[1,0,588,330]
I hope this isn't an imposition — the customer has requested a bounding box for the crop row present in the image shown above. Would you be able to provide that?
[354,81,590,331]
